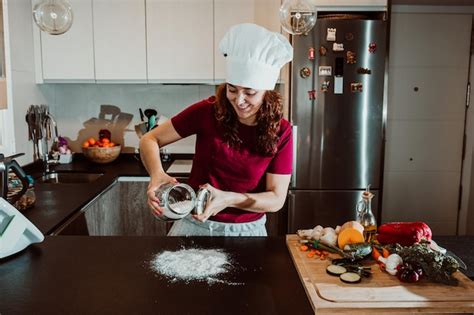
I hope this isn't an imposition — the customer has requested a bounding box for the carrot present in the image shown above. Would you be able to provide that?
[378,262,385,270]
[300,245,309,252]
[372,247,382,261]
[382,247,390,258]
[307,252,315,258]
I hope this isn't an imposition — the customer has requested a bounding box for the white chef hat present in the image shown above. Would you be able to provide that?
[219,23,293,90]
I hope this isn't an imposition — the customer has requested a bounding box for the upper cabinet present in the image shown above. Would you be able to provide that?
[93,0,147,82]
[38,0,94,82]
[147,0,214,83]
[33,0,280,83]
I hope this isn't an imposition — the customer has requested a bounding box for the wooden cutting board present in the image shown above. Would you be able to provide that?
[286,234,474,314]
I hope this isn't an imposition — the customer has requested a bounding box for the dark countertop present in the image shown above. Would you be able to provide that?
[0,236,313,315]
[22,154,191,235]
[435,236,474,279]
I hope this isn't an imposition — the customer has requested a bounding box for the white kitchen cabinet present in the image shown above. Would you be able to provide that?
[214,0,281,82]
[33,0,281,83]
[93,0,147,82]
[146,0,214,83]
[383,12,472,235]
[37,0,94,82]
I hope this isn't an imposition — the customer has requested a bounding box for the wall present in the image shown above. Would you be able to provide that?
[7,0,47,165]
[39,84,215,154]
[0,0,14,156]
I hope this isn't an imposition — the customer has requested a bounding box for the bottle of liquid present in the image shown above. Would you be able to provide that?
[356,185,377,242]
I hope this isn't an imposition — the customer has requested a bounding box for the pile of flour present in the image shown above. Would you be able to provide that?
[150,248,237,284]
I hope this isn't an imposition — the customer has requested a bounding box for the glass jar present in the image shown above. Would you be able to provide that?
[154,183,210,221]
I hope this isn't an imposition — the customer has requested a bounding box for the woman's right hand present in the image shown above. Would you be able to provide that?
[147,173,178,217]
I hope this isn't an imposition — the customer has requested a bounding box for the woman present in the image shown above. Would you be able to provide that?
[140,23,293,236]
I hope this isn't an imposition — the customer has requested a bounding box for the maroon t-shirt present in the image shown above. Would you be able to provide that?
[171,96,293,223]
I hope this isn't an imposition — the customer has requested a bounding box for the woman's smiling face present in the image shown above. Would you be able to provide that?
[226,83,266,126]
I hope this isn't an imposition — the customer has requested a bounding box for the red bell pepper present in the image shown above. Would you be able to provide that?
[377,222,432,246]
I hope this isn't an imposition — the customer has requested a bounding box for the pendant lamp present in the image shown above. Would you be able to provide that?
[280,0,317,35]
[33,0,73,35]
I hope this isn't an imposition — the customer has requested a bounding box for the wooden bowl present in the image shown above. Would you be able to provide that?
[82,145,121,164]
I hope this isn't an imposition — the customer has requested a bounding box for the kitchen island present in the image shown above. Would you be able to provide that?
[2,235,473,314]
[0,236,313,315]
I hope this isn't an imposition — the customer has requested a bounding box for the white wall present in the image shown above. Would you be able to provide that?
[8,0,47,165]
[0,0,14,156]
[40,84,215,154]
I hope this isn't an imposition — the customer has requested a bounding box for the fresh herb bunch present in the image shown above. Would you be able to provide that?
[387,242,459,285]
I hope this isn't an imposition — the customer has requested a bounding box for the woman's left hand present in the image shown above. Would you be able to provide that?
[193,183,231,222]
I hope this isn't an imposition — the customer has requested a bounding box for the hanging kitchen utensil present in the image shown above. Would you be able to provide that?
[32,0,73,35]
[139,108,145,122]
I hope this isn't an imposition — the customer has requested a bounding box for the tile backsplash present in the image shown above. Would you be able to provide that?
[39,84,216,153]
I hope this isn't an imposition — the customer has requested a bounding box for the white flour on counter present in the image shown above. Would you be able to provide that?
[149,248,242,285]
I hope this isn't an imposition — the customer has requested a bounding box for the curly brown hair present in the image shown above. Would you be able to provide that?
[214,83,283,156]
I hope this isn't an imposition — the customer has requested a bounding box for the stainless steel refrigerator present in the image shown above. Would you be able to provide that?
[288,13,387,232]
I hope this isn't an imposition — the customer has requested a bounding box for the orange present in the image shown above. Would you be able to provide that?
[109,142,115,147]
[82,141,90,148]
[88,137,96,145]
[102,138,110,144]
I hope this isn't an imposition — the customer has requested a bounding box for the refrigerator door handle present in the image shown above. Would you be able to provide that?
[287,190,296,233]
[291,125,297,188]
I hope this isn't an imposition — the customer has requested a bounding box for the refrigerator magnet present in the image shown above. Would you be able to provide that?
[308,47,315,60]
[333,43,344,52]
[307,90,316,100]
[345,32,354,41]
[357,67,371,74]
[334,77,343,94]
[321,81,330,93]
[326,28,336,41]
[369,43,377,53]
[346,51,356,64]
[335,57,344,76]
[318,66,332,76]
[351,83,363,92]
[300,67,311,78]
[319,45,327,56]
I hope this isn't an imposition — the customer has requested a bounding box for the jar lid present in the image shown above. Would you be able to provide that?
[194,188,210,215]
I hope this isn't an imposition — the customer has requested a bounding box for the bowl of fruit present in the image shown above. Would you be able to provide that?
[82,129,121,164]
